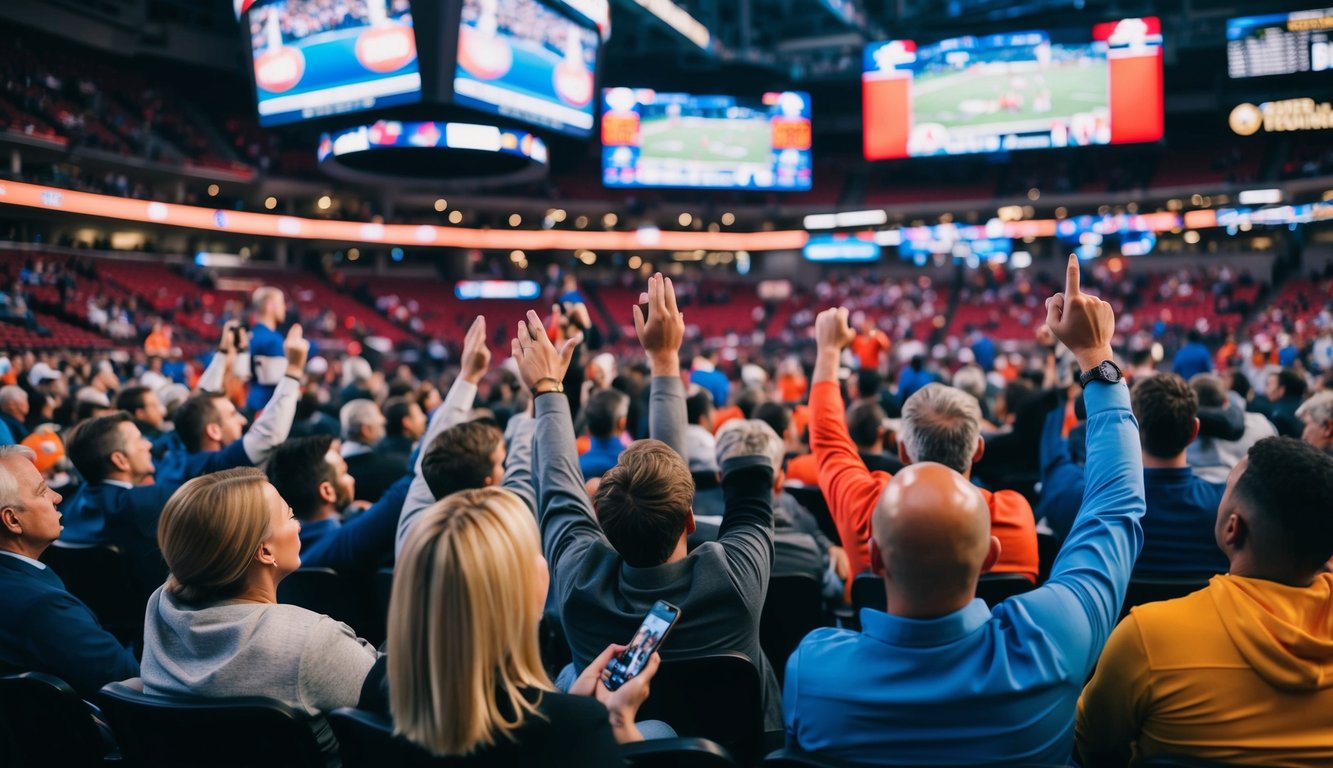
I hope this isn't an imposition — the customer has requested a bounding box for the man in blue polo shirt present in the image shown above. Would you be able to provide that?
[783,255,1146,766]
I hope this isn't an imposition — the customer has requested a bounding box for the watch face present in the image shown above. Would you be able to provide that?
[1099,361,1122,382]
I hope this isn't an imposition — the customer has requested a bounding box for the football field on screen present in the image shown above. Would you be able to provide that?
[912,61,1108,130]
[638,115,772,165]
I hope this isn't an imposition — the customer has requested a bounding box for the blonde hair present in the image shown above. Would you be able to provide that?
[388,488,551,756]
[158,467,272,605]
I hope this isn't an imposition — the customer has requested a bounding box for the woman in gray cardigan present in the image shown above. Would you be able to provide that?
[141,467,378,758]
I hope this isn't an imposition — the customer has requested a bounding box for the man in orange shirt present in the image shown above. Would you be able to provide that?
[850,318,890,372]
[1077,436,1333,767]
[810,308,1038,585]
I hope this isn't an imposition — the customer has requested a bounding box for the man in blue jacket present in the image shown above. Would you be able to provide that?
[0,445,138,696]
[783,255,1147,765]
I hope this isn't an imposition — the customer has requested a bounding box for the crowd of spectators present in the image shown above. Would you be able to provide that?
[0,260,1330,765]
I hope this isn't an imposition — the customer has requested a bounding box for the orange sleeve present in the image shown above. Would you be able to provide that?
[985,489,1039,583]
[810,380,890,577]
[785,453,820,486]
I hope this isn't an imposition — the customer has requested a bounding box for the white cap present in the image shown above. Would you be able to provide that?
[741,364,768,389]
[28,362,60,386]
[307,356,329,376]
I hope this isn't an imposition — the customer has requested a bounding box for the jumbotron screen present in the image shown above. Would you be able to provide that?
[863,17,1163,159]
[247,0,421,127]
[1227,8,1333,78]
[601,89,813,190]
[453,0,600,138]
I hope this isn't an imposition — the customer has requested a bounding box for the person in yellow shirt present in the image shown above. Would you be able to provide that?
[1077,436,1333,768]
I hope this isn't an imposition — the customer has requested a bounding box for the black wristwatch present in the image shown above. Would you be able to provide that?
[1079,359,1124,387]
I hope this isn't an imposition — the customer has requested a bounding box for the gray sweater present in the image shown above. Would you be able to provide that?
[141,586,378,716]
[534,375,782,730]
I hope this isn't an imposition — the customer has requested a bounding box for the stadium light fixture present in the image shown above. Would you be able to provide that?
[603,212,618,228]
[629,0,712,51]
[434,198,448,212]
[1238,189,1282,205]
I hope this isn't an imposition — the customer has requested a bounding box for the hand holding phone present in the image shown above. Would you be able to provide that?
[602,600,680,691]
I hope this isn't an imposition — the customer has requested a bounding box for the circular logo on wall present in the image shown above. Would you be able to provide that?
[1230,103,1263,136]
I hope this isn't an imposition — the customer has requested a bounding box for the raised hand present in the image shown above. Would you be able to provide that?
[511,310,582,394]
[283,324,309,377]
[633,273,685,376]
[815,307,857,353]
[1044,254,1115,372]
[460,316,492,385]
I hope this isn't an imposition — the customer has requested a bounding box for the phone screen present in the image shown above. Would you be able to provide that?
[603,600,679,691]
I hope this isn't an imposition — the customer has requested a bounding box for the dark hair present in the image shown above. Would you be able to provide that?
[736,388,765,419]
[1001,379,1035,416]
[115,386,151,414]
[686,389,715,426]
[1230,372,1252,400]
[846,401,887,449]
[1131,374,1198,459]
[420,421,503,499]
[383,396,416,438]
[753,401,790,440]
[594,440,694,568]
[173,394,224,453]
[66,412,134,484]
[856,369,882,400]
[73,399,110,424]
[1187,328,1203,343]
[265,435,338,521]
[585,389,630,438]
[1274,368,1308,400]
[1190,374,1228,409]
[1234,437,1333,572]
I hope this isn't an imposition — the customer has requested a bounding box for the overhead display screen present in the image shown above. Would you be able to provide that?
[453,0,599,138]
[863,17,1163,159]
[248,0,421,126]
[601,89,813,190]
[1227,8,1333,78]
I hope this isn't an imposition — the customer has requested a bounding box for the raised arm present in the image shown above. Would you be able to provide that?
[636,274,688,459]
[240,324,306,465]
[196,320,242,394]
[1019,255,1145,674]
[714,425,777,614]
[394,316,486,555]
[512,309,602,581]
[502,411,537,515]
[810,308,890,549]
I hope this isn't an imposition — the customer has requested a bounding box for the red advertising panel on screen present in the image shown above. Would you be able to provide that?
[863,18,1162,159]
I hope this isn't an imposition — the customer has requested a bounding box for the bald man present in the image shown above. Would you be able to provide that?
[783,255,1147,766]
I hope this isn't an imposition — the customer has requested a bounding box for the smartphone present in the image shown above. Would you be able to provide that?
[602,600,680,691]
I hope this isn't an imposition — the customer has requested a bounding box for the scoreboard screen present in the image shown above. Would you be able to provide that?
[863,17,1163,159]
[601,89,813,190]
[1227,8,1333,78]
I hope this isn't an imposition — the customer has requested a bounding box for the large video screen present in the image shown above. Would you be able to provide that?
[248,0,421,127]
[1227,8,1333,78]
[601,89,813,190]
[863,17,1162,159]
[453,0,599,138]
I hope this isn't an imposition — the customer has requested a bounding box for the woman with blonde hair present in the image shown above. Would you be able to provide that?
[387,486,657,765]
[142,467,378,755]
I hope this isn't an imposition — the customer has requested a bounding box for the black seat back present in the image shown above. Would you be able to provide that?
[1122,574,1212,619]
[850,573,886,615]
[761,573,829,684]
[636,652,764,765]
[620,737,737,767]
[277,567,364,634]
[976,573,1036,607]
[0,672,108,767]
[97,680,328,768]
[40,540,147,650]
[1035,531,1060,585]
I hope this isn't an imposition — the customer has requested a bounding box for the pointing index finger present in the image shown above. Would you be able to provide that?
[1065,254,1082,297]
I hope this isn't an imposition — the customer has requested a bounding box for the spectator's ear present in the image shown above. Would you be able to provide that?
[317,480,336,505]
[684,509,696,536]
[109,449,131,474]
[1188,418,1200,447]
[204,421,223,445]
[972,436,985,466]
[868,537,886,577]
[897,441,911,465]
[980,536,1001,575]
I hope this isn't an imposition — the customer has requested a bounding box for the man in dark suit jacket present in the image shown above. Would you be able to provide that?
[0,445,139,696]
[59,412,176,587]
